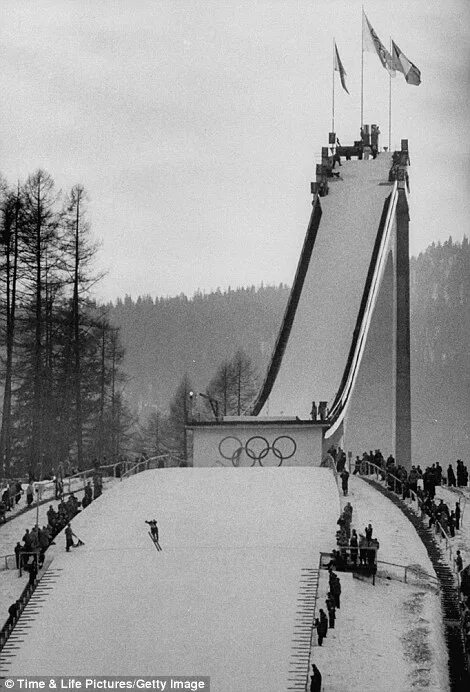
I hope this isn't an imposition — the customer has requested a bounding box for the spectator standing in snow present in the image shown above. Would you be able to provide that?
[447,464,456,487]
[448,512,456,538]
[7,600,20,627]
[26,483,34,507]
[326,594,336,629]
[455,502,461,531]
[14,542,22,569]
[319,608,328,637]
[330,573,341,609]
[15,480,22,505]
[365,523,373,541]
[310,664,322,692]
[29,559,38,585]
[310,401,317,421]
[340,469,349,496]
[455,551,463,572]
[315,618,324,646]
[65,524,77,552]
[350,529,358,565]
[353,456,361,475]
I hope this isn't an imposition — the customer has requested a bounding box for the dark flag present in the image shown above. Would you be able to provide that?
[334,43,350,94]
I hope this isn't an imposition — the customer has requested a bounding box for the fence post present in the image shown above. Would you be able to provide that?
[404,566,407,583]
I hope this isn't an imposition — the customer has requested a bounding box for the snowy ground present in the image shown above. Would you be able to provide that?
[311,476,449,692]
[0,470,452,691]
[0,468,339,691]
[0,477,118,618]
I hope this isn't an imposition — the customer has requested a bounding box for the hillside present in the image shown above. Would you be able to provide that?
[108,284,290,412]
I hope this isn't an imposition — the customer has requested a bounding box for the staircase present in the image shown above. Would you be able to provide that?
[287,567,320,691]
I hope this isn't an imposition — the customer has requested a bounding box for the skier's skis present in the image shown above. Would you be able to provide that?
[148,532,162,551]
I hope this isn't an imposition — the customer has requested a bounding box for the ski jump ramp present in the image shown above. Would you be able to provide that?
[251,148,410,458]
[0,468,339,690]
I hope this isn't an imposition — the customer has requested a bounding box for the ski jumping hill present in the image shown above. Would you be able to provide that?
[1,468,339,691]
[253,152,398,428]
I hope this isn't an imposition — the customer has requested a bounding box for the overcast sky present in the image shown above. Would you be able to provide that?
[1,0,469,302]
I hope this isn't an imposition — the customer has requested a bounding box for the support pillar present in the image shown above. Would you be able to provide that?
[394,157,411,469]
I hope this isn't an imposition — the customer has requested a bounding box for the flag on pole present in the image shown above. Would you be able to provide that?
[334,43,350,94]
[391,40,421,85]
[363,11,395,76]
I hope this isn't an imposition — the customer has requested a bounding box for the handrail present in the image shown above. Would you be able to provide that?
[120,455,169,480]
[376,559,440,587]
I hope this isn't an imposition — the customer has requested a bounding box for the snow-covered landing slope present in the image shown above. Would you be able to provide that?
[2,468,340,691]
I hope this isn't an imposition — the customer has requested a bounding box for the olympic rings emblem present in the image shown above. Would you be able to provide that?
[218,435,297,467]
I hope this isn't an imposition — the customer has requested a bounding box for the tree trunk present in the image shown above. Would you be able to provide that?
[73,189,83,468]
[31,183,43,479]
[0,192,19,476]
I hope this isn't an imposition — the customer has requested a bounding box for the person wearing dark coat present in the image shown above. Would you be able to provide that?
[65,524,77,552]
[7,600,20,626]
[350,530,358,565]
[319,608,328,637]
[26,483,34,507]
[326,595,336,629]
[315,612,328,646]
[29,560,38,585]
[340,469,350,496]
[455,551,463,572]
[145,519,159,542]
[14,542,22,569]
[330,575,341,609]
[455,502,461,531]
[310,664,322,692]
[315,618,324,646]
[22,529,32,551]
[365,523,373,541]
[447,464,456,487]
[448,512,456,538]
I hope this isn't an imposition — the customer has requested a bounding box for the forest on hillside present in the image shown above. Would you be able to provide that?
[108,284,290,413]
[109,238,470,461]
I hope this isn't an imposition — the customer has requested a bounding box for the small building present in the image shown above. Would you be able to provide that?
[188,416,330,468]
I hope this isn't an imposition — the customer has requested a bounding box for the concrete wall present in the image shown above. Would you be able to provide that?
[191,423,325,468]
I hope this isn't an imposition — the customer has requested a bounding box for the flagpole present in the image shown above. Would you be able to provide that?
[332,38,335,133]
[389,36,392,150]
[361,7,364,131]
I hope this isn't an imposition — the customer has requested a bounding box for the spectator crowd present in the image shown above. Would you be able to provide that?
[2,472,103,637]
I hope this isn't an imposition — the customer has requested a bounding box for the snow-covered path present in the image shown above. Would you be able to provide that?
[311,476,449,692]
[0,477,118,617]
[0,468,339,691]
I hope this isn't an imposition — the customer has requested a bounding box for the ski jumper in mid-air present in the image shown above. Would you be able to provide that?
[145,519,159,542]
